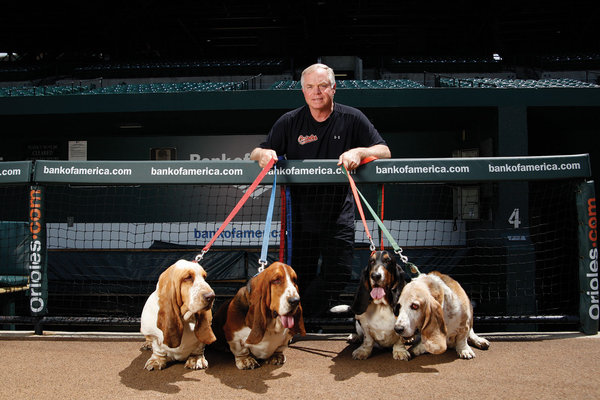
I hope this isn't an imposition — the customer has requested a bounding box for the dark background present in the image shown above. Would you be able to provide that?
[1,0,599,333]
[2,1,599,66]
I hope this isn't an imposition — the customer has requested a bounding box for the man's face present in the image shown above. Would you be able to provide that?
[302,68,336,113]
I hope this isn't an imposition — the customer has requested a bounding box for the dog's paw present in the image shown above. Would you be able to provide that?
[457,347,476,360]
[140,339,152,351]
[185,355,209,370]
[393,347,411,361]
[144,355,168,371]
[264,352,286,365]
[235,356,260,370]
[352,346,372,360]
[471,336,490,350]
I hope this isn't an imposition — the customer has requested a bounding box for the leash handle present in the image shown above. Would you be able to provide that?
[360,155,378,165]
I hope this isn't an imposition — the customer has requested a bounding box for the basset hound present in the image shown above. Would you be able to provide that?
[213,261,306,370]
[331,250,411,360]
[393,271,490,360]
[140,259,216,370]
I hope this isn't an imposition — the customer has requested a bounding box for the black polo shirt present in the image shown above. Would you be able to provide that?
[260,103,385,160]
[260,103,386,233]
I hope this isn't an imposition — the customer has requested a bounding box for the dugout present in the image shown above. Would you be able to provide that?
[0,82,599,335]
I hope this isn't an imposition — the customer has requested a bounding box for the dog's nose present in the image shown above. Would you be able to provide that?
[287,296,300,308]
[394,325,404,335]
[204,292,215,303]
[371,272,382,281]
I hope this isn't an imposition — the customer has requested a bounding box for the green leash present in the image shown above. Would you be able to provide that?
[341,165,421,277]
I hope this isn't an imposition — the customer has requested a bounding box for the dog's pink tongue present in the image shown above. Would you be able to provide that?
[280,315,295,329]
[370,287,385,300]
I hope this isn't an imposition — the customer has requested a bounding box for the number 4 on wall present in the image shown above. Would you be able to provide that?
[508,208,521,228]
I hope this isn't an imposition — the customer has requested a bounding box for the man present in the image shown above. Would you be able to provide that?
[251,63,390,320]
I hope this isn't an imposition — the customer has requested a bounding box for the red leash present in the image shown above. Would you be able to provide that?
[379,183,385,250]
[360,156,377,165]
[343,165,374,251]
[341,156,378,252]
[196,157,277,261]
[360,156,387,250]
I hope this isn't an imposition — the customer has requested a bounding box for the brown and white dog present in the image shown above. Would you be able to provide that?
[140,259,216,370]
[213,261,306,369]
[331,250,410,360]
[393,271,490,360]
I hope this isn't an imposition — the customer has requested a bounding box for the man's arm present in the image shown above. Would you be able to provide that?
[250,147,278,168]
[338,144,391,171]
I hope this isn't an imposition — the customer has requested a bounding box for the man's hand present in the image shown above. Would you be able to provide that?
[338,148,363,171]
[250,148,278,168]
[338,144,391,171]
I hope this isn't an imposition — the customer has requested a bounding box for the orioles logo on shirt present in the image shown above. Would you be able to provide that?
[298,134,318,145]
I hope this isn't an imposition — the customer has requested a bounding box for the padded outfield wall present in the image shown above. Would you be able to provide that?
[0,155,597,334]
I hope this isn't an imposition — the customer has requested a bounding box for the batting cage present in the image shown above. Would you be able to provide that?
[0,155,597,335]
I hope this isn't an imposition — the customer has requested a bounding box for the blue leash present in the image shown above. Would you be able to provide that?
[285,185,292,265]
[258,160,277,272]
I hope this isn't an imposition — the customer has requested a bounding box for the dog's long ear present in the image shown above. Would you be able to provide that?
[290,304,306,337]
[156,265,185,349]
[420,294,447,355]
[351,266,371,315]
[390,263,408,312]
[194,309,217,345]
[245,274,270,344]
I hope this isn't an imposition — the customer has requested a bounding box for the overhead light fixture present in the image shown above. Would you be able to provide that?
[0,52,17,60]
